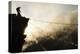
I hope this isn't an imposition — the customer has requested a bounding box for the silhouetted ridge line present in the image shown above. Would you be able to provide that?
[9,13,29,53]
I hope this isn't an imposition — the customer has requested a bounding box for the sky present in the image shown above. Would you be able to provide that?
[11,1,78,50]
[11,1,77,21]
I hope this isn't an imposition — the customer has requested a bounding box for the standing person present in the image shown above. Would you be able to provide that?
[16,7,21,16]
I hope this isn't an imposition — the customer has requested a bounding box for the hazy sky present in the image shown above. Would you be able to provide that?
[11,1,77,21]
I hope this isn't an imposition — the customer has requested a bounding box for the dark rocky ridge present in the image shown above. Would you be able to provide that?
[9,14,29,53]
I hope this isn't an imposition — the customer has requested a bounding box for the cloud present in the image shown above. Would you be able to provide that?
[22,10,78,51]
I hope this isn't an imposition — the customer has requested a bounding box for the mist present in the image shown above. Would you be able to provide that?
[22,10,78,51]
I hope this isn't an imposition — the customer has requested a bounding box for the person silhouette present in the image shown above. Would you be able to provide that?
[16,7,21,16]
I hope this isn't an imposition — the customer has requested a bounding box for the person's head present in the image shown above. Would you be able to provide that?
[16,7,21,12]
